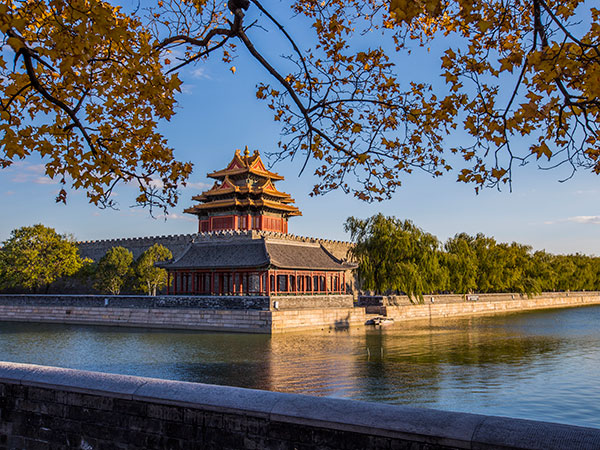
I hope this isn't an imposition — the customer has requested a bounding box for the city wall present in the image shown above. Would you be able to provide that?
[77,230,353,262]
[0,362,599,450]
[0,292,599,333]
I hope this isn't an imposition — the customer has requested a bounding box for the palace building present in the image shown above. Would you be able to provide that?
[160,147,355,297]
[184,147,301,233]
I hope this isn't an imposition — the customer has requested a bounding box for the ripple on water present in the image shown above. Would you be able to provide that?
[1,305,600,428]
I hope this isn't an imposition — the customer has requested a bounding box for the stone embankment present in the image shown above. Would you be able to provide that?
[0,294,359,333]
[0,292,599,333]
[364,291,600,322]
[0,362,598,449]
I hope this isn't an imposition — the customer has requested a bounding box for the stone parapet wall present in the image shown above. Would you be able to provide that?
[383,292,600,321]
[360,291,600,306]
[0,294,353,311]
[0,362,598,450]
[0,294,271,310]
[271,295,353,310]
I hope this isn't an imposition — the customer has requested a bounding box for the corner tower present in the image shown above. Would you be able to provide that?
[185,147,301,233]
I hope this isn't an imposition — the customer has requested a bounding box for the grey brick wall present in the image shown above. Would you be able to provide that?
[1,362,599,450]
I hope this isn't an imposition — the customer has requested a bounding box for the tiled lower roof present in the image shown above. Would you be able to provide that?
[161,238,351,271]
[159,240,269,269]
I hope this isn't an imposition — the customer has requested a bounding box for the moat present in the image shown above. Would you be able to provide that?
[1,305,599,429]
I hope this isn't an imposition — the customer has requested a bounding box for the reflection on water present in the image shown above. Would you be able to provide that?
[1,306,599,428]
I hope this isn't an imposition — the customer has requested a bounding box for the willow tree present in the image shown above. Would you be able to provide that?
[444,233,478,295]
[345,214,447,302]
[1,1,598,208]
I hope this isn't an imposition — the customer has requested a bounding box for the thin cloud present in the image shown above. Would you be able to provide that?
[180,84,194,94]
[9,162,58,185]
[190,67,212,80]
[184,181,211,190]
[567,215,600,225]
[155,212,195,222]
[545,215,600,225]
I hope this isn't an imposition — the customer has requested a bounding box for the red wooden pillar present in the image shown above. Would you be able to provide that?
[294,271,297,294]
[166,272,171,295]
[259,272,263,295]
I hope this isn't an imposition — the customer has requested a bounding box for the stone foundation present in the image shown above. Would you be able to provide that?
[0,293,599,334]
[0,295,359,334]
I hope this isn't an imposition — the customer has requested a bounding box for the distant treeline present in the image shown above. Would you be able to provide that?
[345,214,600,301]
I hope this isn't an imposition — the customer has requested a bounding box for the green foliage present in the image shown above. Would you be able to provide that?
[93,246,133,295]
[0,224,86,292]
[345,214,447,303]
[444,233,478,295]
[347,215,600,297]
[133,244,172,296]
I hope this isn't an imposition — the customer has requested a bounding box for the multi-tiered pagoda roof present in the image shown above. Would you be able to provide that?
[185,147,301,233]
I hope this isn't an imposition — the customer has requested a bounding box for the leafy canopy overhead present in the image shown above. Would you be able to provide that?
[0,0,191,211]
[1,0,598,208]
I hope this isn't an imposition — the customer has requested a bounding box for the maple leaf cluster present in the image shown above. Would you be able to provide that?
[1,0,598,209]
[0,0,192,212]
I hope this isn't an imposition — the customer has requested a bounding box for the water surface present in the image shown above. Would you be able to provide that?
[1,305,599,428]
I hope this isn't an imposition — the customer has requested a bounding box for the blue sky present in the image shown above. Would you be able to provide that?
[1,2,598,255]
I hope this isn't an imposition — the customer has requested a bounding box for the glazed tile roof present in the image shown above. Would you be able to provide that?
[207,147,284,180]
[185,147,301,218]
[161,239,350,271]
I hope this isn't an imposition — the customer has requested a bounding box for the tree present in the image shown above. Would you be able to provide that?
[389,0,600,190]
[444,233,478,295]
[0,224,86,292]
[0,0,191,212]
[345,214,447,302]
[93,246,133,295]
[1,1,598,207]
[133,243,172,296]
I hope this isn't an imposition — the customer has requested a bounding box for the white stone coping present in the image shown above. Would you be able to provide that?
[0,362,599,449]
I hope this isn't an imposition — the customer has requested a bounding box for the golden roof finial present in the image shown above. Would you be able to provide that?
[234,148,241,156]
[244,145,250,157]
